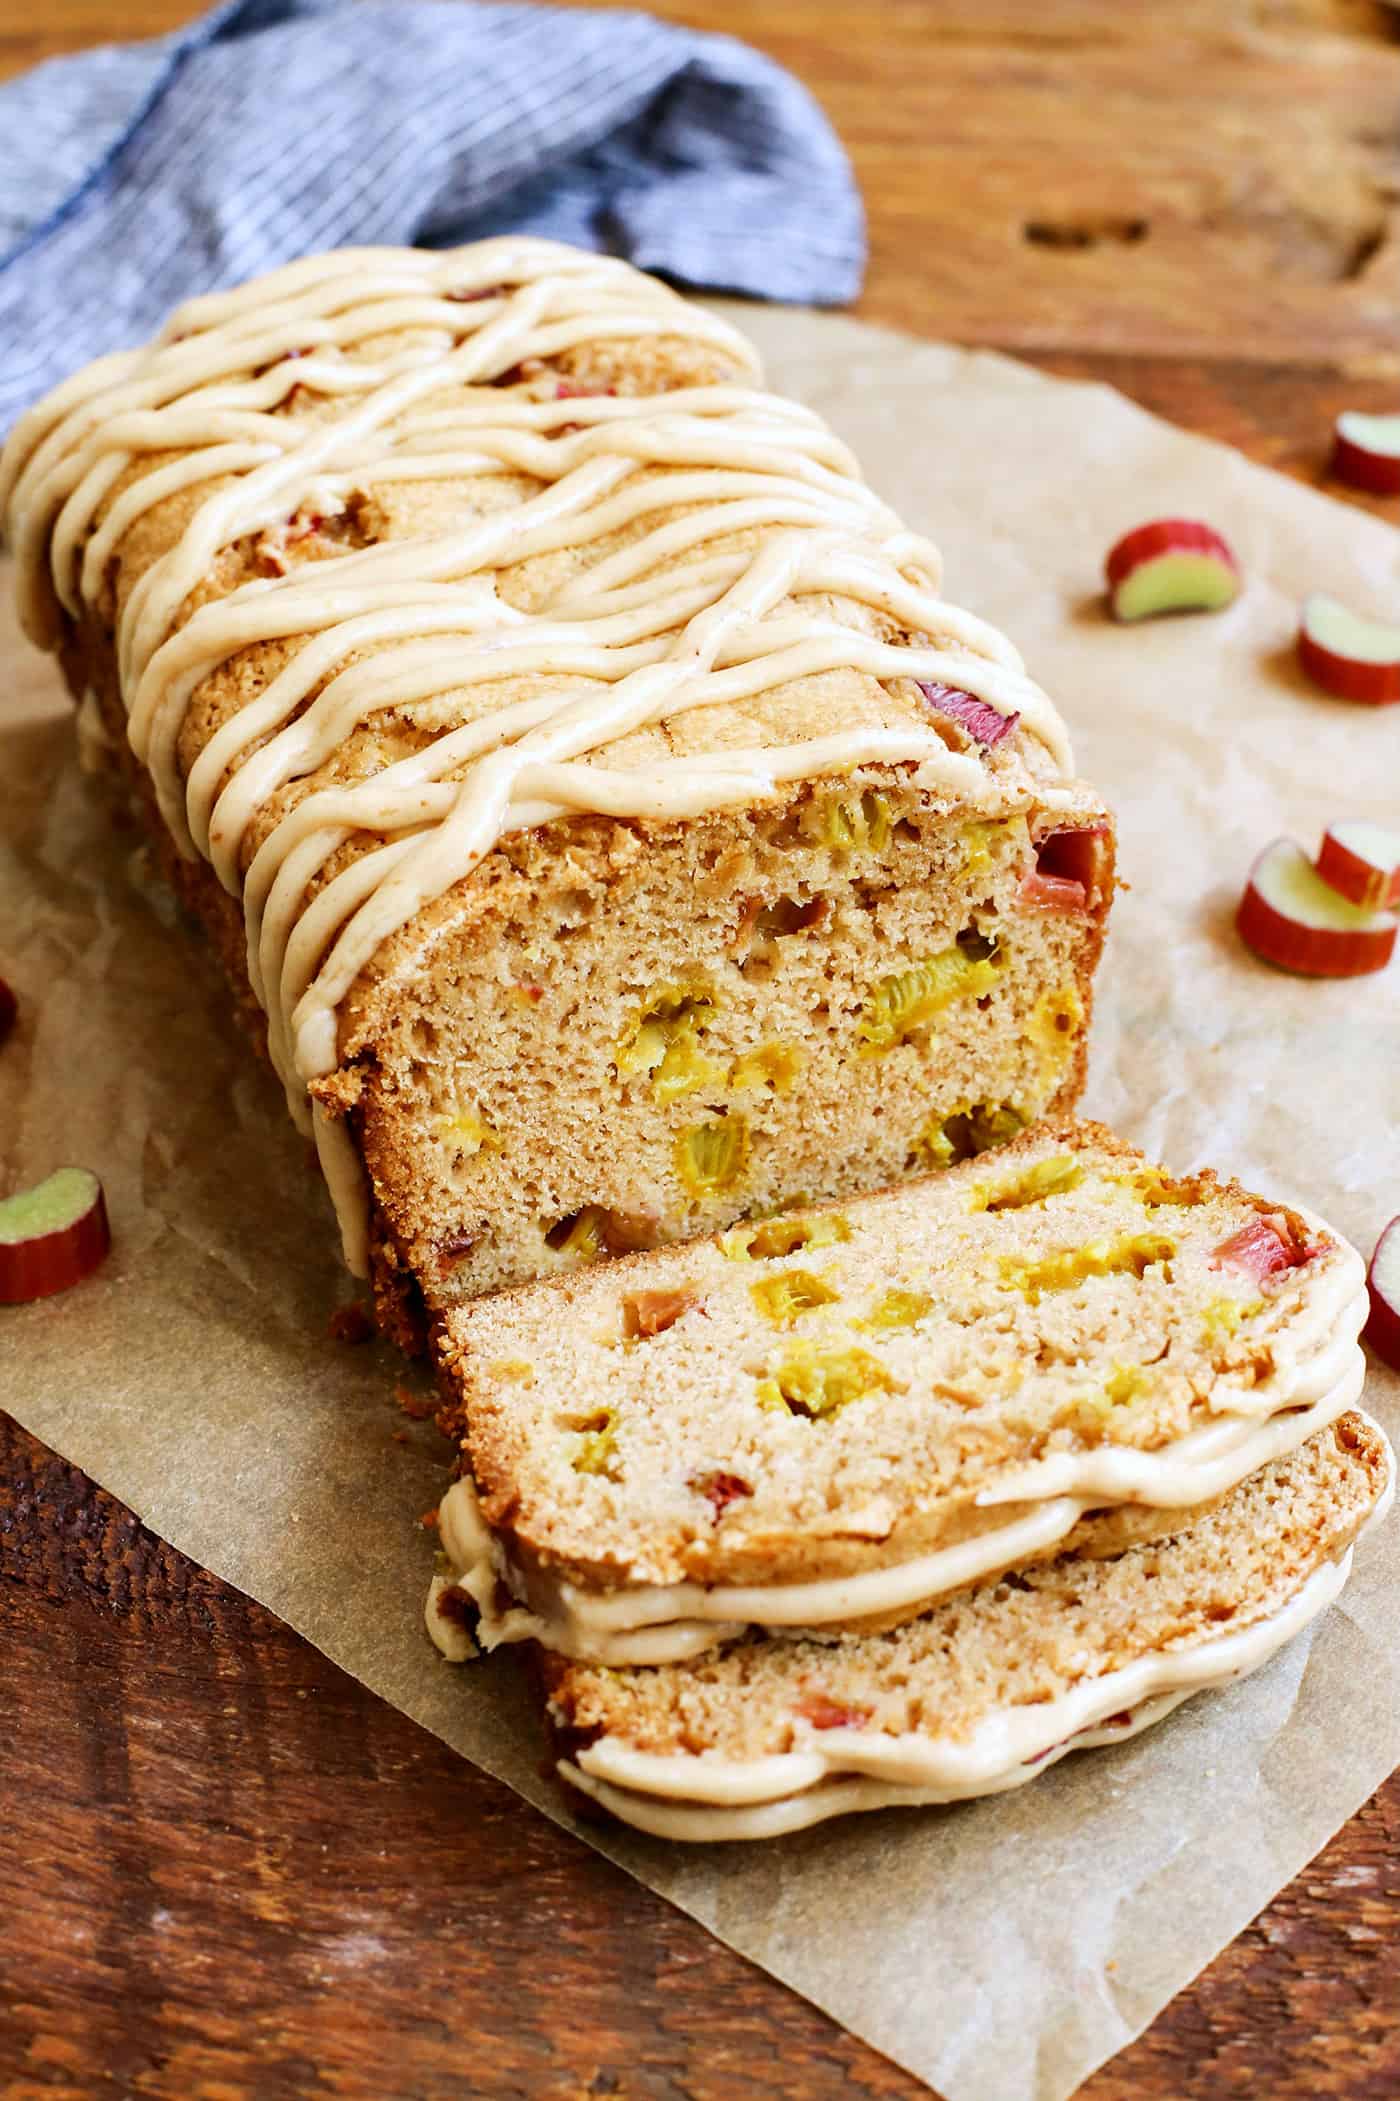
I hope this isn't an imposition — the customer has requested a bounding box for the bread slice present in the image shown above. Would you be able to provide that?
[429,1120,1369,1662]
[542,1414,1393,1840]
[0,239,1111,1347]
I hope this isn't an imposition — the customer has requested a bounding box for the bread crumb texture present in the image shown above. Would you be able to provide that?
[443,1119,1354,1588]
[543,1414,1387,1761]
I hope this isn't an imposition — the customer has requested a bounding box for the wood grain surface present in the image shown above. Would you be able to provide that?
[3,3,1400,2097]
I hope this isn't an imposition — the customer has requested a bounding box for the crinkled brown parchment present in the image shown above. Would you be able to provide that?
[2,305,1398,2101]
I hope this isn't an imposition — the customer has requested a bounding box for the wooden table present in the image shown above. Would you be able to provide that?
[4,4,1399,2094]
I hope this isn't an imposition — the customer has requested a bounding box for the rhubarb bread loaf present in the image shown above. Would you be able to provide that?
[0,239,1112,1342]
[429,1121,1369,1663]
[544,1413,1394,1839]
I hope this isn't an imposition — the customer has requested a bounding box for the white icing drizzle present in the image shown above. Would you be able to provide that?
[559,1480,1389,1841]
[0,238,1075,1276]
[563,1690,1200,1840]
[424,1569,477,1665]
[427,1315,1367,1664]
[559,1418,1394,1839]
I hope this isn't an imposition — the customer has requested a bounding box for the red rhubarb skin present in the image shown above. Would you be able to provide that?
[794,1693,872,1731]
[0,977,15,1049]
[1331,430,1400,498]
[1365,1220,1400,1372]
[1019,871,1087,914]
[1030,823,1112,909]
[916,681,1018,747]
[1297,627,1400,705]
[1236,881,1397,978]
[1211,1217,1311,1285]
[1316,830,1400,913]
[0,1185,111,1305]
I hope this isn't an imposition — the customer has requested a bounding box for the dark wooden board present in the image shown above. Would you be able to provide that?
[4,2,1400,2094]
[4,1411,1398,2101]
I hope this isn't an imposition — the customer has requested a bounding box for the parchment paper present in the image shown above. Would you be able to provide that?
[3,306,1399,2101]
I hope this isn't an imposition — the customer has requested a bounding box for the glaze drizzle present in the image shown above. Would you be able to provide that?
[1,238,1073,1272]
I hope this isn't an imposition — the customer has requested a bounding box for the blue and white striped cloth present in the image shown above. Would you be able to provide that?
[0,0,865,432]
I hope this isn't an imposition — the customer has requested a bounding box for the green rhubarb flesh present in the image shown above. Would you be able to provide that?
[0,1167,101,1243]
[1114,553,1239,621]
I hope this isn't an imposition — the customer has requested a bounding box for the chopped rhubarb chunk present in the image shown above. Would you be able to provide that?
[598,1210,664,1256]
[795,1691,872,1731]
[0,1167,110,1304]
[0,976,15,1048]
[917,682,1018,747]
[1316,822,1400,913]
[1211,1217,1311,1285]
[1105,520,1240,620]
[1298,596,1400,706]
[1332,413,1400,496]
[623,1285,700,1338]
[689,1469,753,1521]
[1020,870,1087,913]
[1238,837,1397,976]
[1033,825,1110,904]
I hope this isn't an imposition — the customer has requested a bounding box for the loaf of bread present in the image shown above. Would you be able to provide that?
[542,1414,1393,1839]
[427,1120,1368,1663]
[0,239,1112,1345]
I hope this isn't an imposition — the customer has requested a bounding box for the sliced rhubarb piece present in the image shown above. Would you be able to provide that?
[623,1286,700,1339]
[1365,1217,1400,1370]
[794,1691,872,1730]
[917,682,1018,747]
[1021,824,1112,912]
[1316,821,1400,913]
[1020,871,1087,913]
[0,1167,110,1304]
[1211,1216,1309,1285]
[1105,520,1241,622]
[689,1469,754,1521]
[1297,595,1400,705]
[1331,412,1400,497]
[1237,837,1397,978]
[0,976,15,1049]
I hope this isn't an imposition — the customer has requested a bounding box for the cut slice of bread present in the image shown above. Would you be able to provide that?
[430,1119,1369,1661]
[544,1413,1393,1840]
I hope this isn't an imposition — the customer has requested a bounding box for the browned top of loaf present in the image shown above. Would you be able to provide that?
[542,1413,1388,1762]
[442,1118,1361,1589]
[44,267,1090,1063]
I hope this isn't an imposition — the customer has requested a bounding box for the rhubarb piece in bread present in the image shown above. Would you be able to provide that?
[544,1414,1393,1840]
[429,1121,1369,1662]
[0,240,1111,1344]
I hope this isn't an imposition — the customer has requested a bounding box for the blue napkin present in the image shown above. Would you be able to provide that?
[0,0,864,432]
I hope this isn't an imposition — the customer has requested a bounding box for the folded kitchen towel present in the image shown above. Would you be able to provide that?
[0,0,865,431]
